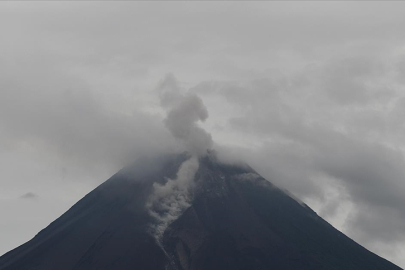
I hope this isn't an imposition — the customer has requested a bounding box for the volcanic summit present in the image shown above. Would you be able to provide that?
[0,153,401,270]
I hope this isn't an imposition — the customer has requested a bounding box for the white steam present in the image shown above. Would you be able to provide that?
[158,74,213,156]
[146,156,199,241]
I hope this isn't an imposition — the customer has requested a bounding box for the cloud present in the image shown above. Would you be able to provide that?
[192,50,405,256]
[20,192,38,200]
[2,2,405,267]
[0,53,178,173]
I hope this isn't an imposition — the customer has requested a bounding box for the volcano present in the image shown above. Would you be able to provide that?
[0,153,401,270]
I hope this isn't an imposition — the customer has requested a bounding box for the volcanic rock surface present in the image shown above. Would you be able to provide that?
[0,153,402,270]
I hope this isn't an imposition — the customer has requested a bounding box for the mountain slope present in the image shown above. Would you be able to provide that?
[0,154,401,270]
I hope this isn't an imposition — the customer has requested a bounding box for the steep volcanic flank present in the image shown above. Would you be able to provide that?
[0,153,402,270]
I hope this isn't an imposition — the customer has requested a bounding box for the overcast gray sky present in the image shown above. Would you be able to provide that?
[1,1,405,267]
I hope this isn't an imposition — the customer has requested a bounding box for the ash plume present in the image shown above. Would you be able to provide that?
[158,74,213,156]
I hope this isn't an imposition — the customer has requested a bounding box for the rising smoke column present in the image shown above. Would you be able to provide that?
[147,74,213,241]
[159,74,213,156]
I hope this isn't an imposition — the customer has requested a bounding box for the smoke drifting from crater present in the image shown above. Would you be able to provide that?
[158,74,213,156]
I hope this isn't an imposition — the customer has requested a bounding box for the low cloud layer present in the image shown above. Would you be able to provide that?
[0,54,177,172]
[192,51,405,264]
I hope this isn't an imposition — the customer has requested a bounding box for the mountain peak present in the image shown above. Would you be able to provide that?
[0,153,402,270]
